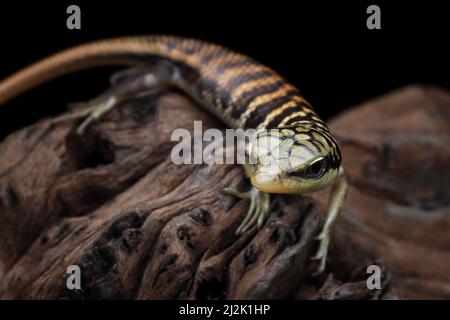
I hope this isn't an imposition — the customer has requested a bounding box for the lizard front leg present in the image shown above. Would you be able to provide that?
[223,184,271,234]
[311,166,349,275]
[223,162,271,235]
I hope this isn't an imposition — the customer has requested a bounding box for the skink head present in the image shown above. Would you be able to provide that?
[249,126,341,194]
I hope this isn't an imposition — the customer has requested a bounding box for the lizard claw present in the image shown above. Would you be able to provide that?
[223,186,270,235]
[310,230,331,275]
[50,66,166,135]
[50,93,119,135]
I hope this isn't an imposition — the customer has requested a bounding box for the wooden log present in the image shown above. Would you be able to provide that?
[0,84,448,299]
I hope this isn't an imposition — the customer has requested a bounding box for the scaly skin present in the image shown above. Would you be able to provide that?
[0,36,348,274]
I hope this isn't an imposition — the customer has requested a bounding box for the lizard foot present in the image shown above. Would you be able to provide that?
[223,186,270,234]
[310,224,331,276]
[51,94,118,135]
[310,169,348,276]
[50,66,169,135]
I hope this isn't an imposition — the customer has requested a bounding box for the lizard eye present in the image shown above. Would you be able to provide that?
[287,157,328,179]
[304,157,327,179]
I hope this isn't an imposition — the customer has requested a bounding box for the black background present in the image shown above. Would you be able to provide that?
[0,299,445,319]
[0,1,448,139]
[0,1,449,310]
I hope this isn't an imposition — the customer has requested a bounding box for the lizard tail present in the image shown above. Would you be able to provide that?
[0,38,157,106]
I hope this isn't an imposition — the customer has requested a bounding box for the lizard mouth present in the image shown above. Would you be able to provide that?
[250,172,300,194]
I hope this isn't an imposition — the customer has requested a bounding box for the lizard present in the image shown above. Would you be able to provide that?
[0,36,348,274]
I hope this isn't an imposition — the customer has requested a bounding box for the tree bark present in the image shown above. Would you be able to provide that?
[0,84,448,299]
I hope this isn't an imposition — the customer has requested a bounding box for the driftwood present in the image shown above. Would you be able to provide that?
[0,84,449,299]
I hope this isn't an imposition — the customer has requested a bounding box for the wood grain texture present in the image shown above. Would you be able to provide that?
[0,84,448,299]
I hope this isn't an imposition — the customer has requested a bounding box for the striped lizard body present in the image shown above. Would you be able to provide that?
[0,36,348,274]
